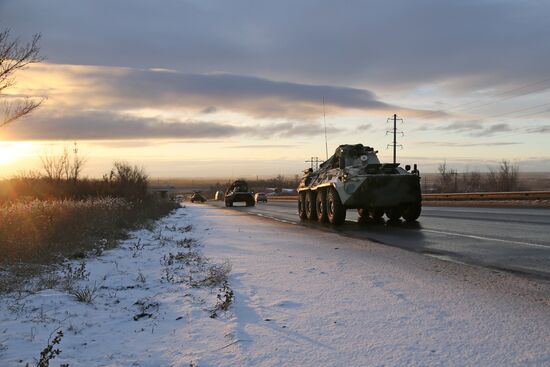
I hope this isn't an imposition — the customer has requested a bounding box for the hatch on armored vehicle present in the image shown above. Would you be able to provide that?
[225,180,255,207]
[297,144,421,224]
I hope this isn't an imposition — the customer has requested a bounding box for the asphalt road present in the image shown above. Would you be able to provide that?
[209,200,550,279]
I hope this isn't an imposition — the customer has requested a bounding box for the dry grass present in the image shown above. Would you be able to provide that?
[0,197,178,265]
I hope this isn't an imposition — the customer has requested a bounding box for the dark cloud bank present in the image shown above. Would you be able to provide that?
[3,0,549,90]
[1,110,340,140]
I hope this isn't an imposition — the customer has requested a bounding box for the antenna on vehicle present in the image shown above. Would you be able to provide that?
[323,97,328,160]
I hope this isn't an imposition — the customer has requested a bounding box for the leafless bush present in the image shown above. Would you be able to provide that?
[35,330,64,367]
[70,284,97,304]
[176,238,198,248]
[131,239,145,257]
[40,143,86,182]
[104,161,148,200]
[136,272,146,284]
[133,298,159,321]
[199,261,232,288]
[209,283,234,318]
[61,261,89,291]
[179,225,193,233]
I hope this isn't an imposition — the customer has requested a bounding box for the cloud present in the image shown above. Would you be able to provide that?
[3,0,549,91]
[414,141,521,147]
[527,125,550,134]
[228,144,296,149]
[356,124,372,131]
[0,110,340,140]
[481,123,512,135]
[433,121,512,136]
[15,63,443,121]
[437,121,484,132]
[200,106,217,114]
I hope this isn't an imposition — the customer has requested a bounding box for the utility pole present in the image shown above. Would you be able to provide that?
[305,156,320,170]
[387,113,404,164]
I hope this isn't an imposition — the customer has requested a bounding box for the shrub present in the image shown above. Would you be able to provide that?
[0,197,178,264]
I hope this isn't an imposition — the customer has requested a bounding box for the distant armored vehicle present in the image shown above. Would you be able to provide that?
[225,180,255,207]
[190,191,206,203]
[297,144,421,224]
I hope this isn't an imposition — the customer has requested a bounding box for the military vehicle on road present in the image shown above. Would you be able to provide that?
[225,180,255,207]
[297,144,421,224]
[190,191,207,203]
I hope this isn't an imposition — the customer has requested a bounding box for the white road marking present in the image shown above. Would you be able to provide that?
[422,229,548,249]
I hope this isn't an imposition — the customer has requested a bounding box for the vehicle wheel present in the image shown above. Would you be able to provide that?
[305,190,317,220]
[402,203,421,222]
[385,207,402,221]
[298,192,307,220]
[357,208,369,223]
[316,189,328,223]
[327,188,346,225]
[368,208,384,220]
[225,200,233,207]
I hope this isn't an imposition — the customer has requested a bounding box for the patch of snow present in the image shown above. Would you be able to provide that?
[1,203,550,366]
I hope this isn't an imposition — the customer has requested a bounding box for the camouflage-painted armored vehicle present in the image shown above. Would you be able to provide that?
[225,180,255,207]
[297,144,421,224]
[190,191,206,203]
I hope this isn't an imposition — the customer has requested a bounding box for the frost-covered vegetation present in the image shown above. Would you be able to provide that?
[0,160,178,292]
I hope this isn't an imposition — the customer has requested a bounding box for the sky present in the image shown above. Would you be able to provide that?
[1,0,549,178]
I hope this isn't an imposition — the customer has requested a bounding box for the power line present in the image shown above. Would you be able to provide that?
[484,100,550,119]
[414,76,550,119]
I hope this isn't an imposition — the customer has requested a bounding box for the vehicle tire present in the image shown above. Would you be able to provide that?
[305,190,317,220]
[327,188,346,225]
[385,207,402,221]
[298,192,307,220]
[357,208,369,223]
[368,208,384,220]
[402,203,421,222]
[225,199,233,207]
[316,189,328,223]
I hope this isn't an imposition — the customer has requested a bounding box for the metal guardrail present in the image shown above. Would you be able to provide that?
[268,191,550,202]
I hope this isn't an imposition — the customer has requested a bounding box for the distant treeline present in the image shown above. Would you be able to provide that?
[429,160,522,193]
[0,145,153,203]
[0,161,149,203]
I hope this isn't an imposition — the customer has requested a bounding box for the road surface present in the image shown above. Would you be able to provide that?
[209,201,550,279]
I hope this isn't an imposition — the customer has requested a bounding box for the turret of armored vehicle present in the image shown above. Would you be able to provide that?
[297,144,421,224]
[225,180,255,207]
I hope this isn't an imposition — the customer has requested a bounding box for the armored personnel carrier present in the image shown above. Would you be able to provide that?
[190,191,206,203]
[225,180,255,207]
[297,144,421,224]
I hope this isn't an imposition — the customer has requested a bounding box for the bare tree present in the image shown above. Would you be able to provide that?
[40,146,68,181]
[497,160,519,191]
[0,29,43,127]
[67,142,87,182]
[436,161,458,193]
[40,143,87,181]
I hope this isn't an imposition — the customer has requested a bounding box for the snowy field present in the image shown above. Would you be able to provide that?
[1,203,550,366]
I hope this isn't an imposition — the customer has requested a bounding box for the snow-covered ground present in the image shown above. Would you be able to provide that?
[2,203,550,366]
